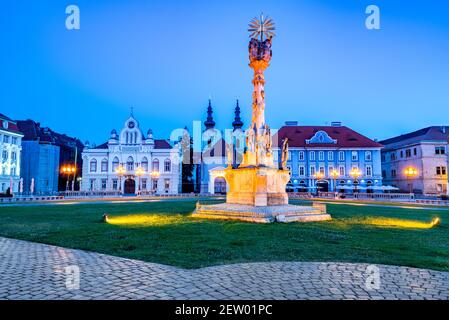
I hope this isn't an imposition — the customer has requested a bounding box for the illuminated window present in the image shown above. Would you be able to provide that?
[164,159,171,172]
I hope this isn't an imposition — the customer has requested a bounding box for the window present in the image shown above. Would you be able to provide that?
[112,157,119,172]
[152,179,158,191]
[339,166,345,176]
[351,151,358,161]
[310,166,316,176]
[413,148,417,156]
[436,166,447,175]
[101,159,108,172]
[366,165,372,177]
[141,157,149,172]
[405,149,411,158]
[435,146,445,155]
[299,151,305,161]
[318,151,324,161]
[400,150,404,158]
[101,179,107,190]
[90,159,97,172]
[2,150,8,161]
[126,156,134,171]
[164,179,170,191]
[152,159,159,172]
[338,151,345,161]
[382,170,386,179]
[319,166,325,175]
[299,166,305,176]
[310,151,316,161]
[11,137,17,145]
[141,178,147,190]
[11,167,16,176]
[11,152,16,163]
[112,179,118,190]
[391,170,397,178]
[391,153,396,161]
[365,151,372,161]
[3,135,9,143]
[328,151,334,161]
[164,159,171,172]
[89,179,96,191]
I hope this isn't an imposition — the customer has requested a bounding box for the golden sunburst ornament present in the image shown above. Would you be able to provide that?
[248,13,276,41]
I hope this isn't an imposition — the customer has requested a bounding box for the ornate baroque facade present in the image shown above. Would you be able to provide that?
[81,115,180,195]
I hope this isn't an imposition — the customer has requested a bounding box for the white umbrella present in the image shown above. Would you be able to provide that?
[19,178,23,193]
[384,185,399,191]
[337,185,353,190]
[30,178,35,194]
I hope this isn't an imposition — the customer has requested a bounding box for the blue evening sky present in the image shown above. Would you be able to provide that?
[1,0,448,145]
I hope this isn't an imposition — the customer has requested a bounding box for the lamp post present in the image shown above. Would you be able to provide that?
[115,165,126,194]
[135,167,145,195]
[404,166,418,194]
[61,165,76,192]
[330,169,339,196]
[349,167,362,194]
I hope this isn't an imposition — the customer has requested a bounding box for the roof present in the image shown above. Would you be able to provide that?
[274,126,383,149]
[93,139,172,150]
[379,126,449,147]
[154,139,172,149]
[0,113,23,135]
[16,119,83,148]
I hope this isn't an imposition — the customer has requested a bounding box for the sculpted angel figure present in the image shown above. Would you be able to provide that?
[264,124,272,153]
[246,125,256,153]
[226,143,233,167]
[281,138,289,170]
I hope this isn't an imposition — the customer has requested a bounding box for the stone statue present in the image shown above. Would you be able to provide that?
[264,124,272,153]
[249,38,273,63]
[226,143,233,167]
[246,125,256,153]
[281,138,289,170]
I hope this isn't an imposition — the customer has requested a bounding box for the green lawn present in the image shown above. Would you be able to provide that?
[0,199,448,271]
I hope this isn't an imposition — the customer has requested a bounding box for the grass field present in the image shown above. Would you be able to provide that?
[0,199,448,270]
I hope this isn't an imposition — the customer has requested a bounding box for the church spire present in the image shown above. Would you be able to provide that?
[204,99,216,130]
[232,99,243,130]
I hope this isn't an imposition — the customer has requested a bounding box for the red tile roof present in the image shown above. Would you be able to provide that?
[274,126,383,148]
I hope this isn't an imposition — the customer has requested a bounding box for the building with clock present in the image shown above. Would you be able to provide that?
[80,114,180,195]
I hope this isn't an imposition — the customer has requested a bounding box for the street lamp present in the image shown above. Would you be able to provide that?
[330,169,339,195]
[115,165,126,193]
[349,167,362,193]
[135,167,145,195]
[61,165,76,191]
[404,166,418,194]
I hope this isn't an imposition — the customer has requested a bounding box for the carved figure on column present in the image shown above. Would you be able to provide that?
[281,138,289,170]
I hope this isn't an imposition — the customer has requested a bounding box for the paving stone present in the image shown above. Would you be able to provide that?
[0,237,448,300]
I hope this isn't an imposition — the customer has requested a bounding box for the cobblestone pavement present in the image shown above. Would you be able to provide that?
[1,237,448,300]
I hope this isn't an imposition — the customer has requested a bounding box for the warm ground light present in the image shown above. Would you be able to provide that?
[0,200,447,271]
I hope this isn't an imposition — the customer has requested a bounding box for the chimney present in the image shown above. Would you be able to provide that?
[331,121,342,127]
[285,121,298,126]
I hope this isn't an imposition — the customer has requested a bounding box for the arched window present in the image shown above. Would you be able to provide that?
[164,159,171,172]
[90,159,97,172]
[127,156,134,171]
[101,158,108,172]
[112,157,119,172]
[152,159,159,172]
[141,157,148,172]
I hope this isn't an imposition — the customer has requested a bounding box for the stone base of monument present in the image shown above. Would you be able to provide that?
[192,202,332,223]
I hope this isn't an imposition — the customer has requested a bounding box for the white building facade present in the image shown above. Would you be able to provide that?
[0,113,24,194]
[81,115,180,195]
